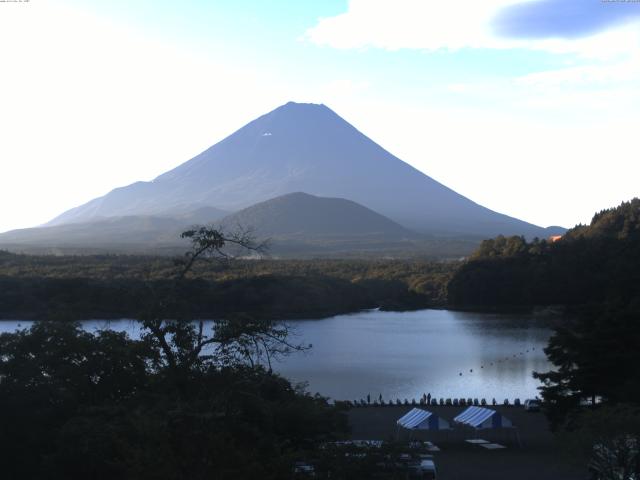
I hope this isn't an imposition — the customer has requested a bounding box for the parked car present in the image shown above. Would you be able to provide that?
[524,398,541,411]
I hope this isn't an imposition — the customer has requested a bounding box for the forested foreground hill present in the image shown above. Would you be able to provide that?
[447,199,640,308]
[0,255,455,320]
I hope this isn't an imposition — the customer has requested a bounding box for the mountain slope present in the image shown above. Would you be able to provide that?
[221,192,413,238]
[0,193,482,257]
[47,102,556,238]
[0,207,228,253]
[0,193,413,252]
[0,216,189,251]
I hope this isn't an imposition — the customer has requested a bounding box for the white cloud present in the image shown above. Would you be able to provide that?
[515,55,640,87]
[306,0,520,51]
[305,0,640,58]
[506,50,640,114]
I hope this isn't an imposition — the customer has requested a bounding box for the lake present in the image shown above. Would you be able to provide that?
[0,309,554,402]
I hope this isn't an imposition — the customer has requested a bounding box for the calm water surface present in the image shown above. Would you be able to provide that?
[0,309,553,401]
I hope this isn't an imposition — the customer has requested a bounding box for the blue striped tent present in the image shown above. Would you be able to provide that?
[397,408,451,431]
[454,406,513,429]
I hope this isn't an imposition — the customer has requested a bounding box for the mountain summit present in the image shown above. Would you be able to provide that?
[48,101,551,237]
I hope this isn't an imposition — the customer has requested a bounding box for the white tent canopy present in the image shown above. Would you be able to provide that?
[454,406,513,429]
[397,408,451,431]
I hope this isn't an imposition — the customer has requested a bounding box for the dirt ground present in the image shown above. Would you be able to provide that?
[347,405,589,480]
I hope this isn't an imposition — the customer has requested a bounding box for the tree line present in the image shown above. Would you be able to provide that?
[0,254,456,320]
[448,199,640,308]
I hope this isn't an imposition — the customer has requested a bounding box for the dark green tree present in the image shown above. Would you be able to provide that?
[0,225,347,479]
[534,305,640,429]
[0,322,155,479]
[555,405,640,480]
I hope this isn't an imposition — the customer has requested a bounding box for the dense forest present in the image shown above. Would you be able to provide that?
[0,316,353,479]
[448,199,640,309]
[0,253,455,320]
[450,200,640,475]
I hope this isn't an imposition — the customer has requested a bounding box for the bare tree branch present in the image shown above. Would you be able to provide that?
[138,223,308,381]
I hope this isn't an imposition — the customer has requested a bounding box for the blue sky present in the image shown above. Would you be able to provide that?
[1,0,639,232]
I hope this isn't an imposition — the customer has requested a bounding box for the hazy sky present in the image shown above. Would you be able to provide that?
[1,0,639,233]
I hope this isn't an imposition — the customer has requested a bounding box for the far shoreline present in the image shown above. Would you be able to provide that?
[0,303,566,322]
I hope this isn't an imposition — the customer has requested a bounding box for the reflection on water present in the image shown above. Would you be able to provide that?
[0,309,554,401]
[276,309,553,401]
